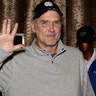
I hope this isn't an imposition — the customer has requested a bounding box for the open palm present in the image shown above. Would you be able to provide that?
[0,19,24,52]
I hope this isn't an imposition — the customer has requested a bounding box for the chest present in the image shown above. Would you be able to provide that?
[7,55,81,96]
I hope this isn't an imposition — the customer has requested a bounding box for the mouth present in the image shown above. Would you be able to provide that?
[46,33,56,37]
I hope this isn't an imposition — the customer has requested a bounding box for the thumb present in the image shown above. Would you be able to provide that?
[14,44,24,51]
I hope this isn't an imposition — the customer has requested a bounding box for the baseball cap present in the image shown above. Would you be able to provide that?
[33,0,63,19]
[76,25,96,46]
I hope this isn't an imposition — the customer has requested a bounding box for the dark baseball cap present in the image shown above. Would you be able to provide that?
[76,25,96,45]
[33,0,63,19]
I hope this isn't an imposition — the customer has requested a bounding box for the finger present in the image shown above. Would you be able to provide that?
[11,23,18,38]
[6,19,11,34]
[2,19,7,34]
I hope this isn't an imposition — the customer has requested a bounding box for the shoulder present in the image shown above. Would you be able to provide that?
[64,44,82,54]
[12,45,32,58]
[58,40,82,54]
[61,44,84,61]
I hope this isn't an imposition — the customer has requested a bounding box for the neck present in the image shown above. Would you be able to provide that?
[46,45,58,54]
[36,40,58,54]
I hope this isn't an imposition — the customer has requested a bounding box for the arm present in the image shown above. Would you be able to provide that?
[0,19,24,92]
[79,54,95,96]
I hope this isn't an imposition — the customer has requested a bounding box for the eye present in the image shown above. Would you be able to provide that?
[41,20,49,26]
[54,20,61,25]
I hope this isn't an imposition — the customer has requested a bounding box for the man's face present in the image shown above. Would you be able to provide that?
[32,10,61,48]
[78,43,92,53]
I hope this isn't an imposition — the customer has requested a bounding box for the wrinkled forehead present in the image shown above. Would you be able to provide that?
[33,10,61,22]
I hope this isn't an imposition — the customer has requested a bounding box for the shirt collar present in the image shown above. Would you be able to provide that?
[32,39,66,54]
[90,48,96,61]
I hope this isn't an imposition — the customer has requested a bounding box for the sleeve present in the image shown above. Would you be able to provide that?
[79,53,95,96]
[88,60,96,95]
[0,48,14,92]
[0,49,12,63]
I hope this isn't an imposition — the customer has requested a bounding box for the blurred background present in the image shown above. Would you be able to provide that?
[0,0,96,47]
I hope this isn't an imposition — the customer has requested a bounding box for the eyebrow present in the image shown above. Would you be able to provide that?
[40,19,61,22]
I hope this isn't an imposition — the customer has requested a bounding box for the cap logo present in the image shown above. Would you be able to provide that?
[44,1,53,7]
[79,32,87,37]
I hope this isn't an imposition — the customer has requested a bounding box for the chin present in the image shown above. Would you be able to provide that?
[45,40,58,46]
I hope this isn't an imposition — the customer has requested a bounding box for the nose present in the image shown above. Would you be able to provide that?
[49,23,54,32]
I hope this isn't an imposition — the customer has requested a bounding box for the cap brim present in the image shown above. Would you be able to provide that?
[33,8,63,19]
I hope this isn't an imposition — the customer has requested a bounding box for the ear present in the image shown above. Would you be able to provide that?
[31,23,36,33]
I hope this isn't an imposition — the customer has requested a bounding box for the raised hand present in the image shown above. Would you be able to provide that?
[0,19,24,53]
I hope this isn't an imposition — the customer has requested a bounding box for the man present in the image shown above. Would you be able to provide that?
[0,0,94,96]
[76,25,96,95]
